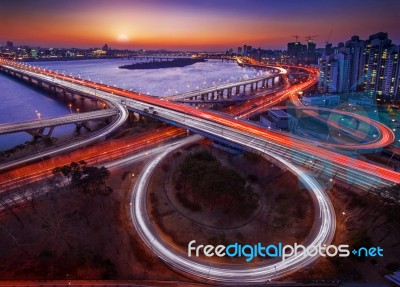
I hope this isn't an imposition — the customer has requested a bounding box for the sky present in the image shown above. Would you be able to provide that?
[0,0,399,51]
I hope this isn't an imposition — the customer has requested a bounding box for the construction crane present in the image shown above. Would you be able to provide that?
[291,35,300,42]
[305,35,319,43]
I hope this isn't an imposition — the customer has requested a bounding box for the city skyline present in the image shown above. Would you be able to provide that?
[1,0,400,51]
[1,1,400,284]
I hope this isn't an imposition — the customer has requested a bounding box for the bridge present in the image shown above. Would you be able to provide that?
[1,59,399,285]
[0,63,128,171]
[1,60,399,193]
[166,73,284,103]
[0,109,118,139]
[163,58,287,104]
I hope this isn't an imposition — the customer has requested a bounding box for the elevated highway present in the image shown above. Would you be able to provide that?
[165,57,288,104]
[0,63,128,171]
[1,59,399,284]
[225,61,395,152]
[275,105,394,151]
[0,109,117,136]
[166,73,284,103]
[1,60,399,191]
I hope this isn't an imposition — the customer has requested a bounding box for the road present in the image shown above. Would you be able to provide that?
[0,59,398,283]
[0,77,128,171]
[270,105,395,150]
[130,135,336,284]
[227,62,395,151]
[165,72,282,101]
[0,129,188,213]
[1,60,399,189]
[0,127,185,192]
[0,108,117,135]
[288,88,395,150]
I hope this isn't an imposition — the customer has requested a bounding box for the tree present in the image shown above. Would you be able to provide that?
[52,161,111,196]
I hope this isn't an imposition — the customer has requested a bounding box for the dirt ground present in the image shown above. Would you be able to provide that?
[0,163,191,282]
[1,133,398,284]
[147,142,315,264]
[289,181,400,284]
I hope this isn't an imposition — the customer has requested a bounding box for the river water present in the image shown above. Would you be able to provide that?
[32,58,264,96]
[0,59,261,150]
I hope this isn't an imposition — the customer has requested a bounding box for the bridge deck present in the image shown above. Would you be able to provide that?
[0,109,117,134]
[165,74,278,101]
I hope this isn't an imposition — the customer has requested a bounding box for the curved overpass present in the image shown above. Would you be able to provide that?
[1,59,399,283]
[130,135,336,284]
[0,109,118,135]
[1,60,399,187]
[0,66,128,171]
[270,105,395,151]
[231,61,395,151]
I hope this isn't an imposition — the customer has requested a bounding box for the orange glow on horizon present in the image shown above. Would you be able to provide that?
[1,1,399,50]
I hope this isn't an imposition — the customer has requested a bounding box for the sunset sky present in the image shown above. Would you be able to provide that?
[1,0,399,51]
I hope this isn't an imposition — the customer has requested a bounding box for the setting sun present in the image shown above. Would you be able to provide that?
[117,34,129,42]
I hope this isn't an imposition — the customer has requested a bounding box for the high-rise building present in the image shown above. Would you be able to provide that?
[318,55,334,93]
[318,53,349,93]
[237,47,242,55]
[246,45,252,55]
[344,35,365,92]
[307,41,317,64]
[325,43,333,56]
[6,41,13,49]
[287,41,307,64]
[363,32,396,100]
[317,32,400,103]
[381,45,399,98]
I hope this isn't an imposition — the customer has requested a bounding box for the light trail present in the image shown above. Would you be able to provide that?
[2,60,399,185]
[130,135,336,284]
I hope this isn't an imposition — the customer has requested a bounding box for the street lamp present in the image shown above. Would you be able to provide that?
[68,103,72,114]
[76,108,80,114]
